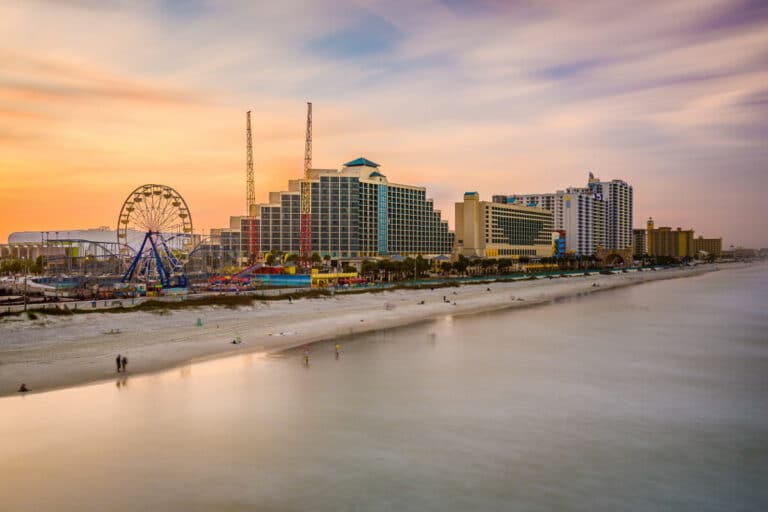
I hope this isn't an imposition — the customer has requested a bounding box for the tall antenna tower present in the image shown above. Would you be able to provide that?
[245,111,259,263]
[246,111,255,215]
[304,102,312,175]
[299,102,313,267]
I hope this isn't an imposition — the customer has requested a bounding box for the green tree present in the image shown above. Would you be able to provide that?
[453,254,469,274]
[362,260,379,276]
[415,255,429,278]
[32,255,45,274]
[401,257,414,278]
[1,258,27,274]
[375,260,392,281]
[480,258,497,274]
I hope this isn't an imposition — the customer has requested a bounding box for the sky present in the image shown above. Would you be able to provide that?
[1,0,766,247]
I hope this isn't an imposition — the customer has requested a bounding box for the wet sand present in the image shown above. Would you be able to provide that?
[0,266,723,396]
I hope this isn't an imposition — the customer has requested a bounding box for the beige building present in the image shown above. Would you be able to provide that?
[693,236,722,257]
[646,218,694,258]
[0,243,66,262]
[455,192,554,259]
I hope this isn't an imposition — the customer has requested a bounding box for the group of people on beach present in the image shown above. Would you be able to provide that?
[115,354,128,373]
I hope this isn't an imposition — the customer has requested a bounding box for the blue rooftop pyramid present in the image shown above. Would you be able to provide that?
[344,157,380,168]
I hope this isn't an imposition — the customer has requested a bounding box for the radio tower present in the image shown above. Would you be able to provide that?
[299,102,313,267]
[245,111,259,263]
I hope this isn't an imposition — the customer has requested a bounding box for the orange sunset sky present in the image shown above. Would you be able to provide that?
[1,1,766,247]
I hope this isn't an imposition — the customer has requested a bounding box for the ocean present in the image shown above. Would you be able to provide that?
[1,264,766,511]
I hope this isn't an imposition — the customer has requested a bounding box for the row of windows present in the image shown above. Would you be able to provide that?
[493,248,537,256]
[240,178,451,255]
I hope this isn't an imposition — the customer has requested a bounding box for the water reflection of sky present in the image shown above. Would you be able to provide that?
[1,266,767,511]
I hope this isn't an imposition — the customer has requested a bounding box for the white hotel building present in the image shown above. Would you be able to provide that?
[587,174,633,251]
[492,173,633,257]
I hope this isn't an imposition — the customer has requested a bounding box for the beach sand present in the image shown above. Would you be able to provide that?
[0,266,720,396]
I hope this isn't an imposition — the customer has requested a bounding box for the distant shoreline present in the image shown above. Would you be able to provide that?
[0,263,748,398]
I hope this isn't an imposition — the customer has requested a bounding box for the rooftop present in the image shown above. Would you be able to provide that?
[344,157,380,168]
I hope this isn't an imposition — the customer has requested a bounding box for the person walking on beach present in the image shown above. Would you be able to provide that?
[116,354,122,373]
[121,355,128,373]
[335,344,341,360]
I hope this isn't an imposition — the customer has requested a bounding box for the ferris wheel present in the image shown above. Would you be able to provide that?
[117,184,193,288]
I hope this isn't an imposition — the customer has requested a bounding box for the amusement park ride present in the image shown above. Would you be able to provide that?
[299,102,313,267]
[2,105,366,301]
[243,110,259,264]
[117,184,193,288]
[114,105,315,290]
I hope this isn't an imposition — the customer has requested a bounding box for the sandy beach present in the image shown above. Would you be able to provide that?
[0,265,724,396]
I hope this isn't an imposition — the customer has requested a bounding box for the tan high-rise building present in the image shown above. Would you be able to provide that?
[646,217,655,256]
[693,236,722,257]
[646,218,694,258]
[456,192,554,259]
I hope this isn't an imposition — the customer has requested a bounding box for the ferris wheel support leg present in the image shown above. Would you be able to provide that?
[147,234,171,288]
[123,233,150,283]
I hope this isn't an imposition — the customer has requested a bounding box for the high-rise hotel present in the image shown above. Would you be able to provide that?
[212,158,454,262]
[587,174,633,251]
[455,192,555,259]
[492,173,633,257]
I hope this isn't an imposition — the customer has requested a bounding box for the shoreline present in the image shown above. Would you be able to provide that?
[0,264,745,398]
